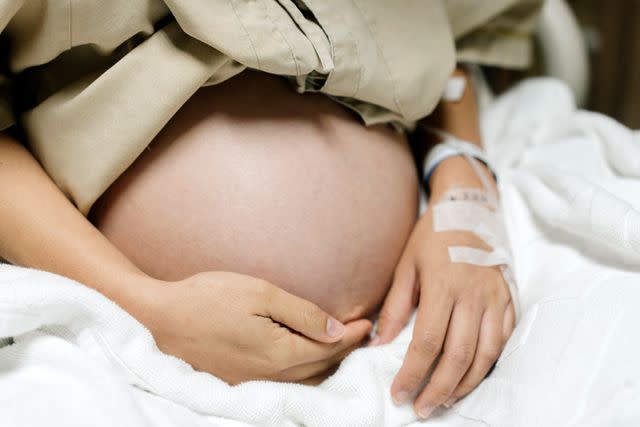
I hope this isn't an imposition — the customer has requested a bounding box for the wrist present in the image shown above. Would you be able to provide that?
[105,271,167,328]
[429,156,496,202]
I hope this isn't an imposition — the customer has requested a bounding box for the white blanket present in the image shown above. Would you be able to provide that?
[1,79,640,427]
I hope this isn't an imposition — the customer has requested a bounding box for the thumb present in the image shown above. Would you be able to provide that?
[265,285,346,343]
[373,259,417,345]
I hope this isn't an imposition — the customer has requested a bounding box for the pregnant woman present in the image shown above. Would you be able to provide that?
[0,0,540,419]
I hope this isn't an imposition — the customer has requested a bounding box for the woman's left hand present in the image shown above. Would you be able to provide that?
[372,200,516,419]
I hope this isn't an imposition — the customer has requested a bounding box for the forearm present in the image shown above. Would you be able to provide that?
[423,67,497,200]
[429,67,482,146]
[0,132,155,315]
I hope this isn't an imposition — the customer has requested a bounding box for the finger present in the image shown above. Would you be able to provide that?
[451,307,503,399]
[287,319,372,365]
[414,301,482,419]
[280,341,362,382]
[390,285,453,405]
[299,364,341,385]
[265,285,346,343]
[374,259,417,345]
[503,302,516,343]
[299,368,336,386]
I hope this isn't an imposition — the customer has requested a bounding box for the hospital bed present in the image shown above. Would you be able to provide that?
[2,2,640,426]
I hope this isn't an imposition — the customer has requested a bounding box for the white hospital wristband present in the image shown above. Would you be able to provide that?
[422,137,496,195]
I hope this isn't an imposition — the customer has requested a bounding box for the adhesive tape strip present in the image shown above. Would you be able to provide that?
[433,201,507,246]
[432,190,521,320]
[448,246,511,266]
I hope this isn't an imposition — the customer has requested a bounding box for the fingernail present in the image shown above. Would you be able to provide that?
[326,317,345,338]
[417,405,436,419]
[393,390,408,405]
[443,397,457,408]
[368,335,381,347]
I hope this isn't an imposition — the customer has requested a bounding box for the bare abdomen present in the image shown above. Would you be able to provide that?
[90,71,419,322]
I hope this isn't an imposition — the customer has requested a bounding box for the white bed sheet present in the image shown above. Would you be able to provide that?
[1,79,639,426]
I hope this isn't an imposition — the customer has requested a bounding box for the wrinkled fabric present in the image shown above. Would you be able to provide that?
[2,79,640,427]
[0,0,542,213]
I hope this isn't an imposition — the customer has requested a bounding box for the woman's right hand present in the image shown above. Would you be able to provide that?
[0,135,368,384]
[136,271,372,384]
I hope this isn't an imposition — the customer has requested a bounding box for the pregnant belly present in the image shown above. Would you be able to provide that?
[90,71,419,322]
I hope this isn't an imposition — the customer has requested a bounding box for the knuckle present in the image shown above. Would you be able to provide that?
[302,303,323,328]
[479,344,502,361]
[426,384,451,403]
[413,331,442,357]
[403,368,427,389]
[501,293,513,308]
[446,344,475,368]
[426,266,449,286]
[453,381,474,397]
[478,280,494,299]
[378,309,401,328]
[486,284,507,304]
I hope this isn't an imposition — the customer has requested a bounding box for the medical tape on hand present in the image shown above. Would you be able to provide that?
[431,156,521,320]
[433,199,507,247]
[447,246,511,266]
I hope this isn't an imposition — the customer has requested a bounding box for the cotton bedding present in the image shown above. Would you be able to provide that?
[1,78,639,426]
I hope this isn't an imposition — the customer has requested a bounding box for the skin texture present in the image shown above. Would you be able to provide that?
[373,68,515,419]
[1,66,514,408]
[0,132,373,386]
[150,271,373,385]
[90,70,420,323]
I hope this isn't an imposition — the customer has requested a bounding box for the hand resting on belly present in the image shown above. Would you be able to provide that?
[90,70,419,323]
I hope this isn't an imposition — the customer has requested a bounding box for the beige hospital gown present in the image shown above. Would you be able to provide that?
[0,0,541,214]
